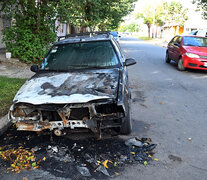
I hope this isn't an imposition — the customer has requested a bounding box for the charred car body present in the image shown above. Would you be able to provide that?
[8,32,136,137]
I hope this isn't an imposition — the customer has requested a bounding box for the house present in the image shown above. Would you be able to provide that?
[162,2,207,41]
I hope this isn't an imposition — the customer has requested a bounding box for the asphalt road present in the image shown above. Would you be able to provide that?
[117,37,207,180]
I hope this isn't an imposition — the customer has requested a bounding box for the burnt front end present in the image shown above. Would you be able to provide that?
[9,100,125,136]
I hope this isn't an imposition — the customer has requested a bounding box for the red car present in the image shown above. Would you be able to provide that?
[165,35,207,71]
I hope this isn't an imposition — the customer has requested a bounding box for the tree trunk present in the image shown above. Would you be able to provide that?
[70,25,75,34]
[80,26,87,33]
[147,23,151,38]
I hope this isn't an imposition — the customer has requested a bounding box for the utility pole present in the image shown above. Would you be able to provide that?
[152,2,155,38]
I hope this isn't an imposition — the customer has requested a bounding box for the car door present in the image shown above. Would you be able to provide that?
[112,39,131,100]
[168,36,178,60]
[173,36,182,62]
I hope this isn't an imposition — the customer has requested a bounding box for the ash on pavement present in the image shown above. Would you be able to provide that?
[0,126,157,179]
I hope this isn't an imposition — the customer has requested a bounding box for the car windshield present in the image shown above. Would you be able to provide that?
[183,36,207,47]
[41,41,119,71]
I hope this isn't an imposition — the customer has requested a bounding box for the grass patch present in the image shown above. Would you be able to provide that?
[138,36,153,40]
[0,76,27,117]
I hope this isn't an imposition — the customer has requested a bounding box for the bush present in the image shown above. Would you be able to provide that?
[3,24,56,63]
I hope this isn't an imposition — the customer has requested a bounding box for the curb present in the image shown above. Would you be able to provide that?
[0,115,12,136]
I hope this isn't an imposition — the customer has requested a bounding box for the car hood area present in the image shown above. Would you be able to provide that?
[184,46,207,56]
[13,68,120,105]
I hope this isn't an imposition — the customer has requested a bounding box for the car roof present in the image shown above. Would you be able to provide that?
[175,35,207,38]
[55,32,113,45]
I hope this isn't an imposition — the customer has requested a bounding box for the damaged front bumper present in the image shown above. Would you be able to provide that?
[9,100,125,135]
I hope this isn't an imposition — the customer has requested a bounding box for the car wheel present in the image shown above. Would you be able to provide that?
[165,52,171,63]
[120,102,132,135]
[178,57,186,71]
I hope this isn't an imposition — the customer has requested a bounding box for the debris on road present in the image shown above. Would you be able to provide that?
[96,165,110,176]
[0,146,40,173]
[77,166,91,177]
[0,127,157,179]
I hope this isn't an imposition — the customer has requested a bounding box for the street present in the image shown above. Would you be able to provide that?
[1,37,207,180]
[119,37,207,179]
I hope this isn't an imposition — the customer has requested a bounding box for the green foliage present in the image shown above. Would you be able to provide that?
[138,36,153,40]
[98,0,136,31]
[0,76,27,116]
[134,1,188,37]
[1,0,136,62]
[193,0,207,19]
[135,4,165,37]
[163,1,188,26]
[1,0,57,63]
[119,23,139,32]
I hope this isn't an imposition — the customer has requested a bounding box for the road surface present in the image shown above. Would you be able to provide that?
[117,37,207,180]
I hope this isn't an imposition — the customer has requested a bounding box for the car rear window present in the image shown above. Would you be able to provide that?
[42,41,119,70]
[183,36,207,47]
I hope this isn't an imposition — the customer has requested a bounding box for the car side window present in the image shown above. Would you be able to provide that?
[170,36,178,44]
[176,37,182,46]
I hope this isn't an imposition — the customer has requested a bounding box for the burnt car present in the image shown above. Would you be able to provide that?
[8,32,136,137]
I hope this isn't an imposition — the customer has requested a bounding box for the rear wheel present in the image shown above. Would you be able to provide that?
[165,52,171,63]
[178,57,186,71]
[120,102,132,135]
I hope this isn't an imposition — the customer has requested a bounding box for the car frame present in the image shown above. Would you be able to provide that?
[8,32,136,138]
[165,35,207,71]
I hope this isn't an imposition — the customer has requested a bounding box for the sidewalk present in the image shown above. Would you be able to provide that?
[0,51,34,78]
[147,38,168,48]
[130,35,168,48]
[0,51,35,136]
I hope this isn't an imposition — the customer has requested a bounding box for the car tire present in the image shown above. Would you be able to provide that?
[178,57,186,71]
[165,52,171,63]
[120,102,132,135]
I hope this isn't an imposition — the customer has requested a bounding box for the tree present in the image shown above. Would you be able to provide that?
[135,4,165,37]
[119,22,139,32]
[1,0,62,62]
[164,1,188,26]
[98,0,136,31]
[0,0,135,63]
[193,0,207,19]
[135,1,188,38]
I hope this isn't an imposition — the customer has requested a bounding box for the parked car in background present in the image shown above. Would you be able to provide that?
[165,35,207,71]
[110,31,120,42]
[189,29,207,37]
[8,32,136,138]
[189,30,198,35]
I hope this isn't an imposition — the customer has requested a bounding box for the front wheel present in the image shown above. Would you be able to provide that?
[120,103,132,135]
[165,52,171,63]
[178,57,186,71]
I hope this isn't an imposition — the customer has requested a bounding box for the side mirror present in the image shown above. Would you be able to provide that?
[30,65,39,72]
[124,58,136,66]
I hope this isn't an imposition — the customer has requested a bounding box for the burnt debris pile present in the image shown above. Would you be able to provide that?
[0,127,157,179]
